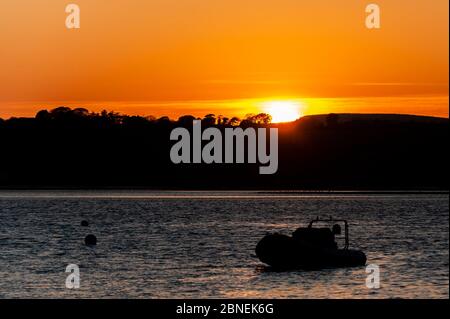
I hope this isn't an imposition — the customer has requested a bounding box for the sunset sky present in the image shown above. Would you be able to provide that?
[0,0,448,120]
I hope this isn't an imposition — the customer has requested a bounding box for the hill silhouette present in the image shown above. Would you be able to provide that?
[0,107,447,189]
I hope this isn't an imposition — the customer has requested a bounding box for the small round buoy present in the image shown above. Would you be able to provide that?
[81,220,89,227]
[84,234,97,246]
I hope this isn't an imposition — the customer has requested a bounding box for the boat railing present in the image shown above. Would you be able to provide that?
[308,217,349,249]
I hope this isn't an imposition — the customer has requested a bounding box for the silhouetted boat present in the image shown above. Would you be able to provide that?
[255,217,367,270]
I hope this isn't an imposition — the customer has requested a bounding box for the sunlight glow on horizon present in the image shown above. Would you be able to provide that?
[1,95,448,121]
[261,100,304,123]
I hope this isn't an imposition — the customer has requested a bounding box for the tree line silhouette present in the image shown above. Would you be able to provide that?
[26,107,272,127]
[0,107,447,189]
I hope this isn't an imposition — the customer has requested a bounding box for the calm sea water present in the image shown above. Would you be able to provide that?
[0,191,448,299]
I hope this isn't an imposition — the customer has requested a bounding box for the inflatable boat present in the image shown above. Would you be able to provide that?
[255,218,367,270]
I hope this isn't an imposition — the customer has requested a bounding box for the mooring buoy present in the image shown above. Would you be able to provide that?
[84,234,97,246]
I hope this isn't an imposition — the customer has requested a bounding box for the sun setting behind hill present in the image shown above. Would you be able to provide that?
[261,101,304,123]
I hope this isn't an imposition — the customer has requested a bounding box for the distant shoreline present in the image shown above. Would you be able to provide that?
[1,111,447,191]
[0,188,448,195]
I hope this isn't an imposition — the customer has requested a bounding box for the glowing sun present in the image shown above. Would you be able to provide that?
[262,101,303,123]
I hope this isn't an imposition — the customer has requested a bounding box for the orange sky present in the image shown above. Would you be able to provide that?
[0,0,448,119]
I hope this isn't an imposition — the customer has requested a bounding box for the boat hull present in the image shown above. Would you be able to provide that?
[255,233,367,270]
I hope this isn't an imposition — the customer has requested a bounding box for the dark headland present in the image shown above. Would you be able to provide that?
[0,108,447,190]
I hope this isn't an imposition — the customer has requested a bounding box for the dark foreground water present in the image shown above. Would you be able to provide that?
[0,191,448,299]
